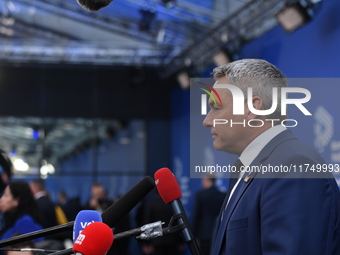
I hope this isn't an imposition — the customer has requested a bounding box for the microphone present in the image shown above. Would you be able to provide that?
[49,217,189,255]
[77,0,115,12]
[73,210,102,242]
[154,168,201,255]
[101,176,155,228]
[0,176,155,247]
[73,222,114,255]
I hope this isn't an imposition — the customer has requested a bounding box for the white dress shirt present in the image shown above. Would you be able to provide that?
[227,125,286,205]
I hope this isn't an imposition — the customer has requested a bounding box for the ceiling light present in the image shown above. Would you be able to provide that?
[275,0,322,33]
[184,58,191,67]
[0,17,15,26]
[0,26,14,36]
[213,49,232,67]
[177,71,190,90]
[221,32,228,43]
[162,0,176,9]
[28,7,36,16]
[40,163,55,175]
[7,2,19,12]
[157,28,166,44]
[13,158,29,172]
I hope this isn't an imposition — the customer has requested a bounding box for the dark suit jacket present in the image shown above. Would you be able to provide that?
[36,195,58,228]
[60,197,82,221]
[144,193,183,247]
[211,129,340,255]
[192,186,226,241]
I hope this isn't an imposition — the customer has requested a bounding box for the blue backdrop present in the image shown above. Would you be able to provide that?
[169,1,340,248]
[9,0,340,254]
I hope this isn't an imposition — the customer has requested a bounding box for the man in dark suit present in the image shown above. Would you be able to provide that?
[203,59,340,255]
[192,175,226,255]
[142,190,184,255]
[29,179,68,246]
[29,179,58,229]
[57,191,82,221]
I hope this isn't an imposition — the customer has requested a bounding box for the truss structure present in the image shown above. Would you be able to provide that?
[161,0,286,77]
[0,0,288,75]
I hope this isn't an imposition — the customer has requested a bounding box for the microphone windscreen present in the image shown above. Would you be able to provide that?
[77,0,114,12]
[73,222,113,255]
[154,168,182,204]
[101,176,155,228]
[73,210,102,242]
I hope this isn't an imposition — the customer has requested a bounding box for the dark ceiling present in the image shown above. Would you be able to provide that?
[0,0,286,75]
[0,0,291,173]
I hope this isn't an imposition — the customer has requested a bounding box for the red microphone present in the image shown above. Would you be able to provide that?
[73,222,114,255]
[154,168,201,255]
[154,167,182,203]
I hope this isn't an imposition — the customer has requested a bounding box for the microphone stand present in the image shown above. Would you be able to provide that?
[2,214,199,255]
[0,248,58,253]
[0,222,74,248]
[48,215,191,255]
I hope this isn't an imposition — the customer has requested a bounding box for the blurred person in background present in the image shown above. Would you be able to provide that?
[191,175,226,255]
[0,150,13,195]
[84,182,112,213]
[29,179,67,248]
[141,190,184,255]
[106,195,131,255]
[0,180,44,242]
[57,191,82,221]
[29,179,58,229]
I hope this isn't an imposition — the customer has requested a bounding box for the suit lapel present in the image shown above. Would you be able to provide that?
[210,196,228,253]
[211,171,257,255]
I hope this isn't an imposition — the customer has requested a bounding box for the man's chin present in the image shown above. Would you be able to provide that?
[213,142,236,154]
[213,142,224,151]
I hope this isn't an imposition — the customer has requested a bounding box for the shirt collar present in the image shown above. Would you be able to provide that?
[239,125,286,167]
[34,191,47,200]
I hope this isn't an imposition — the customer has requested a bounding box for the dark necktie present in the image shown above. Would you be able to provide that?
[225,159,243,201]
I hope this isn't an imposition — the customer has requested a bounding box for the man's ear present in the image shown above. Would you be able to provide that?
[246,96,263,120]
[13,198,19,207]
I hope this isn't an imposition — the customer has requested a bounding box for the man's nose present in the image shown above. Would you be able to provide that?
[203,112,212,128]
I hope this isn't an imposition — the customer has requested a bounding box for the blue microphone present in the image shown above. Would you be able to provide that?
[73,210,102,242]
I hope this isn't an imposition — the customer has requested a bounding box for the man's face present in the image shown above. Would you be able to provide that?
[92,186,105,199]
[29,183,37,195]
[203,77,250,155]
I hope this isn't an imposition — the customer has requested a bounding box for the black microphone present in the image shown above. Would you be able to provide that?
[154,168,201,255]
[101,176,155,227]
[77,0,115,12]
[49,217,189,255]
[0,222,74,248]
[0,176,155,247]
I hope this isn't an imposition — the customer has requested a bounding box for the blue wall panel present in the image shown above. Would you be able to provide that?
[169,3,340,255]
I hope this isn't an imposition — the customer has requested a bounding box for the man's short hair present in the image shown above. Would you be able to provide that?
[91,182,104,189]
[30,179,45,191]
[204,173,217,185]
[213,59,287,121]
